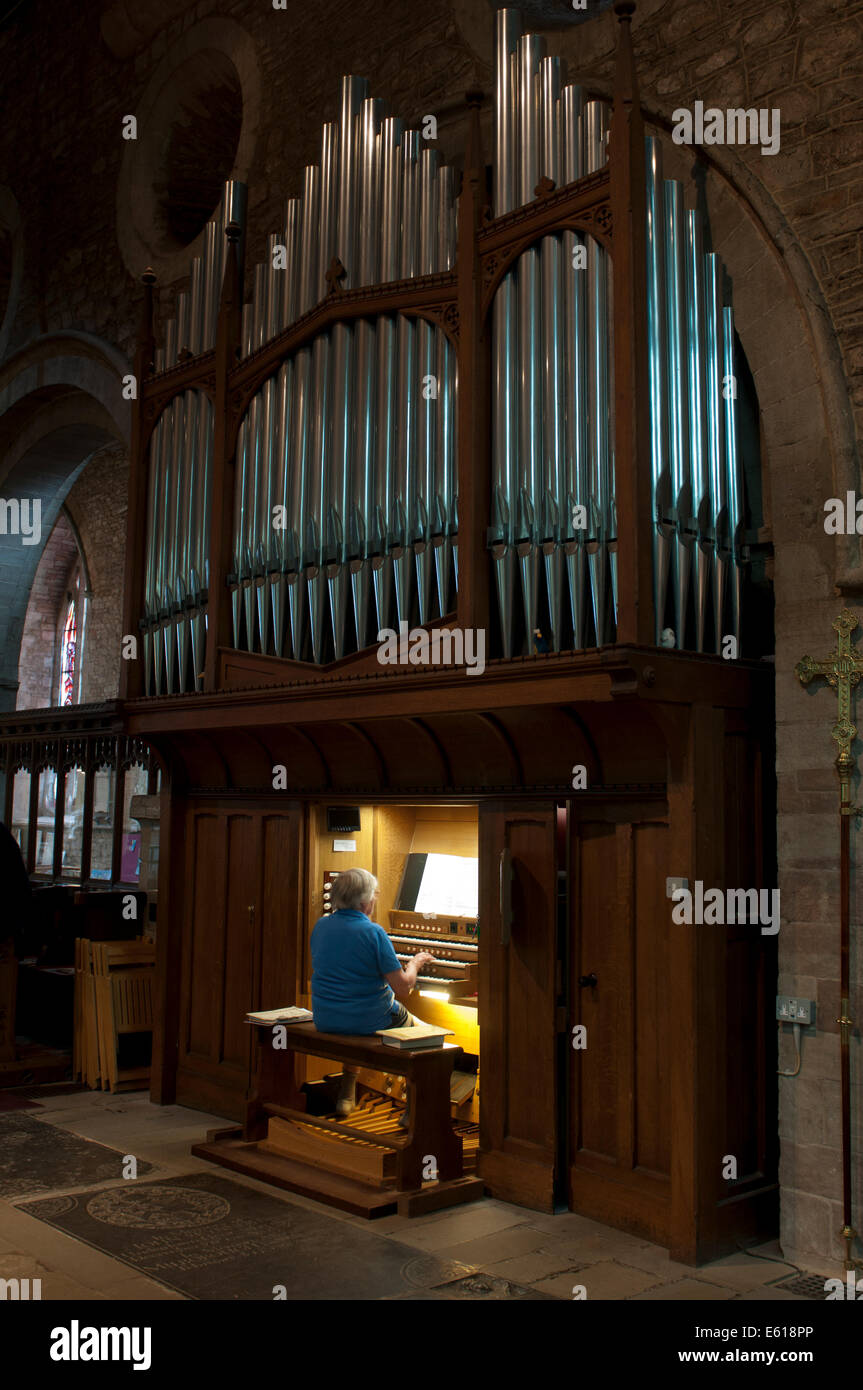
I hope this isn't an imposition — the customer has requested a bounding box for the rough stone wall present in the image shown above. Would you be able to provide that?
[0,0,861,1272]
[15,511,77,710]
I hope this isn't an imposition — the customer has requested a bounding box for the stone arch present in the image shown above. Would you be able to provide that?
[0,335,130,711]
[17,509,86,711]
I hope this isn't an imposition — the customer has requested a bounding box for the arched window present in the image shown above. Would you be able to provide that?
[58,570,81,706]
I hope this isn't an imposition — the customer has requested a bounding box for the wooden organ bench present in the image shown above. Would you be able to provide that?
[192,1021,484,1218]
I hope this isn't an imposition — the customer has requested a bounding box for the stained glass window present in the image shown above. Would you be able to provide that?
[59,598,77,706]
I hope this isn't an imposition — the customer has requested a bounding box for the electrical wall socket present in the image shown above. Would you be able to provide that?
[776,995,814,1025]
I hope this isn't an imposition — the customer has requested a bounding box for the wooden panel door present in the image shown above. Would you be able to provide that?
[477,802,558,1211]
[568,813,672,1245]
[176,803,303,1119]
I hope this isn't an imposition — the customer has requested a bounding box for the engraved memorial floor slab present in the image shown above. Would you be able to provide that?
[16,1172,481,1300]
[0,1113,154,1198]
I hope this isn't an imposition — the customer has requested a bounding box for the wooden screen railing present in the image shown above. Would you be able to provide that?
[0,704,158,885]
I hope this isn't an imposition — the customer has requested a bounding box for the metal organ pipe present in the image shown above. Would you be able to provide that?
[434,162,457,618]
[270,198,300,657]
[284,163,319,661]
[373,116,403,638]
[307,121,339,663]
[664,179,692,649]
[539,54,565,652]
[415,145,440,626]
[561,81,587,652]
[705,252,728,649]
[393,129,420,628]
[515,33,546,650]
[645,137,673,644]
[329,77,367,658]
[349,98,382,648]
[685,210,711,653]
[723,307,744,649]
[584,99,612,644]
[491,8,521,657]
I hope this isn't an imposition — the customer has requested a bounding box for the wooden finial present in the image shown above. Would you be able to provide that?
[325,257,347,295]
[615,1,636,19]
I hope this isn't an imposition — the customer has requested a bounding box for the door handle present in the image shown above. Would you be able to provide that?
[500,849,513,946]
[579,972,598,988]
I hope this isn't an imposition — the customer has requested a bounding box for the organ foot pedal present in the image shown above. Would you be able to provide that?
[192,1021,484,1218]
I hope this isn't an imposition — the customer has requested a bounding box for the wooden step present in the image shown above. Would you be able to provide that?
[191,1138,399,1218]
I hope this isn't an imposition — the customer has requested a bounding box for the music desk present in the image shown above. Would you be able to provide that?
[192,1020,484,1218]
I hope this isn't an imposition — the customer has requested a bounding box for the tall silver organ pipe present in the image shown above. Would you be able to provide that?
[560,82,586,653]
[685,210,711,653]
[434,163,457,618]
[664,178,692,648]
[705,252,728,649]
[723,307,744,646]
[539,55,565,653]
[645,137,672,643]
[393,129,420,627]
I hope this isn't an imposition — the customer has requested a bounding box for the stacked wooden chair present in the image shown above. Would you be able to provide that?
[73,938,155,1091]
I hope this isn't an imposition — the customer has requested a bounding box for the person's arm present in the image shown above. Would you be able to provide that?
[385,951,435,1002]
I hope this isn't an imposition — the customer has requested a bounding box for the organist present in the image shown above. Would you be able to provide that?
[310,867,434,1116]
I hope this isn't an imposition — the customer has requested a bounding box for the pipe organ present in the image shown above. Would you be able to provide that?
[490,9,615,656]
[489,8,746,656]
[141,185,245,695]
[135,5,750,696]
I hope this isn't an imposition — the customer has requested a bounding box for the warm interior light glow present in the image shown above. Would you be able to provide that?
[419,988,450,1002]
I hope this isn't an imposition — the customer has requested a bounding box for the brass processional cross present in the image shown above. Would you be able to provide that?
[795,608,861,1269]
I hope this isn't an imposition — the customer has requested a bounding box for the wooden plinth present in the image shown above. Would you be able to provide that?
[192,1131,483,1219]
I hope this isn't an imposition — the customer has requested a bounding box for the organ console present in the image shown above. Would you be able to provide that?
[386,912,478,1000]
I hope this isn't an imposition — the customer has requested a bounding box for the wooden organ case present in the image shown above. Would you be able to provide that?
[118,5,778,1262]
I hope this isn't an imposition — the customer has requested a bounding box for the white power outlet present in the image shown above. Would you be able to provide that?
[776,995,814,1025]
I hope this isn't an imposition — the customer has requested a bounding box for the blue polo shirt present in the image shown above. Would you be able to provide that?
[311,908,403,1034]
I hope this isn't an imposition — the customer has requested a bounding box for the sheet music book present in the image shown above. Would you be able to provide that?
[246,1006,313,1024]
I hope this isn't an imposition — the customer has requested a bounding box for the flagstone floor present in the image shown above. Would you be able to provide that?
[0,1089,825,1301]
